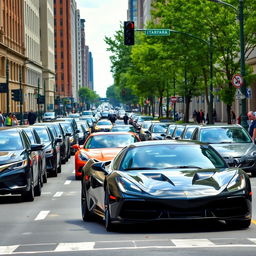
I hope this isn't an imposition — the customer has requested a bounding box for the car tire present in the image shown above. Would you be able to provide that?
[57,163,62,173]
[35,178,42,196]
[22,175,35,202]
[104,192,115,232]
[43,170,48,183]
[81,184,93,221]
[226,219,251,229]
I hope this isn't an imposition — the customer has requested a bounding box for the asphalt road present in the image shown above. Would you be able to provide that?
[0,156,256,256]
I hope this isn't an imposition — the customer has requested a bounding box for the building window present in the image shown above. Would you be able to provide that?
[61,73,64,80]
[61,40,63,48]
[60,8,63,15]
[61,52,63,59]
[61,84,64,92]
[60,19,63,26]
[61,62,64,69]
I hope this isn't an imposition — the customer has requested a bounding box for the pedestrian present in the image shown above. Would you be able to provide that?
[12,114,18,126]
[197,109,205,124]
[0,111,4,127]
[123,113,129,125]
[4,113,13,126]
[247,111,256,142]
[192,110,197,123]
[28,110,37,125]
[231,110,236,124]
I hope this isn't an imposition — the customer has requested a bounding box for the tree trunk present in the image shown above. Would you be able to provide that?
[184,96,191,123]
[227,104,231,124]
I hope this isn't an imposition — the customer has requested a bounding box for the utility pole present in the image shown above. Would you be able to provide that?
[6,59,9,114]
[37,77,40,122]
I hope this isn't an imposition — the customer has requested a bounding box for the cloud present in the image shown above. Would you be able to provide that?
[77,0,128,97]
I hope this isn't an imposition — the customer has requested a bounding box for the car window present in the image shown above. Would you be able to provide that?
[85,134,137,149]
[0,130,23,151]
[120,145,226,170]
[34,127,51,143]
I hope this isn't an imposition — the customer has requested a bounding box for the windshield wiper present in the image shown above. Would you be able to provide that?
[124,167,159,170]
[164,165,202,169]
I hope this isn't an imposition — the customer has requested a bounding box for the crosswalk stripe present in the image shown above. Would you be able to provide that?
[34,211,50,221]
[0,245,19,254]
[55,242,95,252]
[53,192,63,197]
[172,239,215,247]
[64,180,72,185]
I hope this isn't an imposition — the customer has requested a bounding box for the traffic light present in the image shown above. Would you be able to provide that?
[124,21,134,45]
[37,94,45,104]
[11,89,22,102]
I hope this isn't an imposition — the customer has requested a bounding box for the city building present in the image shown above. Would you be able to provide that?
[76,9,82,97]
[88,51,94,90]
[54,0,73,112]
[39,0,56,112]
[0,0,26,114]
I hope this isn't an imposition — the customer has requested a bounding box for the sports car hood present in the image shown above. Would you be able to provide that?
[0,150,24,165]
[83,148,122,161]
[122,168,238,198]
[210,143,255,158]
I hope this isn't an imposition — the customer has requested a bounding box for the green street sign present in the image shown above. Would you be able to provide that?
[145,29,170,36]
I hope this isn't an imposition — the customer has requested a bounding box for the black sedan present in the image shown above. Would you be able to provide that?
[81,140,252,231]
[0,127,43,201]
[191,125,256,176]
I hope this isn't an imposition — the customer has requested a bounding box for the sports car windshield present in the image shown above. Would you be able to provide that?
[85,134,138,149]
[199,127,251,143]
[120,144,227,170]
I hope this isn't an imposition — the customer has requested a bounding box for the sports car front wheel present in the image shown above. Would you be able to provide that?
[226,219,251,229]
[104,193,115,232]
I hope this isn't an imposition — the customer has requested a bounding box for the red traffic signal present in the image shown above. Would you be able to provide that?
[124,21,134,46]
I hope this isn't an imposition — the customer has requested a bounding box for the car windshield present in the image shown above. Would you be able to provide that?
[167,126,176,135]
[44,112,55,117]
[97,120,112,126]
[112,126,136,132]
[120,144,226,170]
[0,130,23,151]
[23,129,36,143]
[174,127,185,137]
[61,123,73,134]
[85,134,138,149]
[199,127,252,143]
[152,124,170,133]
[34,128,51,143]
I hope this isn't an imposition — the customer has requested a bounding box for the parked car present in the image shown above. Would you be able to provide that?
[42,112,56,122]
[21,126,48,184]
[76,122,90,145]
[94,119,113,132]
[179,124,200,140]
[73,132,140,180]
[0,127,43,201]
[33,125,61,177]
[191,125,256,176]
[81,140,252,231]
[146,122,171,140]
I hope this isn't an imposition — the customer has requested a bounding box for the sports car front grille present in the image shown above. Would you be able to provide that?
[120,197,249,220]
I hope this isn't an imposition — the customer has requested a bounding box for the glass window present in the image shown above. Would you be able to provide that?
[34,128,51,143]
[0,131,23,151]
[120,144,226,170]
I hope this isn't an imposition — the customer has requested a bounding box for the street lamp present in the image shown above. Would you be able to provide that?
[207,0,247,128]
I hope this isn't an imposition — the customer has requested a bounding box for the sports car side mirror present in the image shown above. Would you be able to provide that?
[91,161,111,174]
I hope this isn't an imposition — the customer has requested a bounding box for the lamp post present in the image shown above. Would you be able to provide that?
[207,0,247,128]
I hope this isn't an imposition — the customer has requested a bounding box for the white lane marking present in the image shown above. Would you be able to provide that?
[172,239,215,247]
[0,245,19,254]
[55,242,95,252]
[53,192,63,197]
[64,180,71,185]
[42,192,52,195]
[34,211,50,221]
[249,238,256,243]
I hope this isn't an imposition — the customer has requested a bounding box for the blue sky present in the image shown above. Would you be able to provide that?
[76,0,128,97]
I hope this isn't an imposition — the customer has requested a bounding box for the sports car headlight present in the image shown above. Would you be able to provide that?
[227,173,246,192]
[78,152,89,161]
[117,177,142,194]
[0,160,28,173]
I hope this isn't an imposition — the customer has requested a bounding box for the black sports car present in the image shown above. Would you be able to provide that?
[81,140,252,231]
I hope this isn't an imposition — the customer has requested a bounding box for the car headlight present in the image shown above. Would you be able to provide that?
[116,177,142,194]
[227,173,246,192]
[79,152,89,161]
[0,160,28,173]
[250,151,256,157]
[69,136,74,143]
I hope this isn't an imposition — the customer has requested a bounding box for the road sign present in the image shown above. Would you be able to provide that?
[177,96,184,103]
[170,96,177,103]
[232,74,243,88]
[145,29,170,36]
[235,88,246,100]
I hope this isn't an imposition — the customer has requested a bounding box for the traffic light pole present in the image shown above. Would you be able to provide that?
[37,78,40,122]
[6,59,9,114]
[19,67,23,125]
